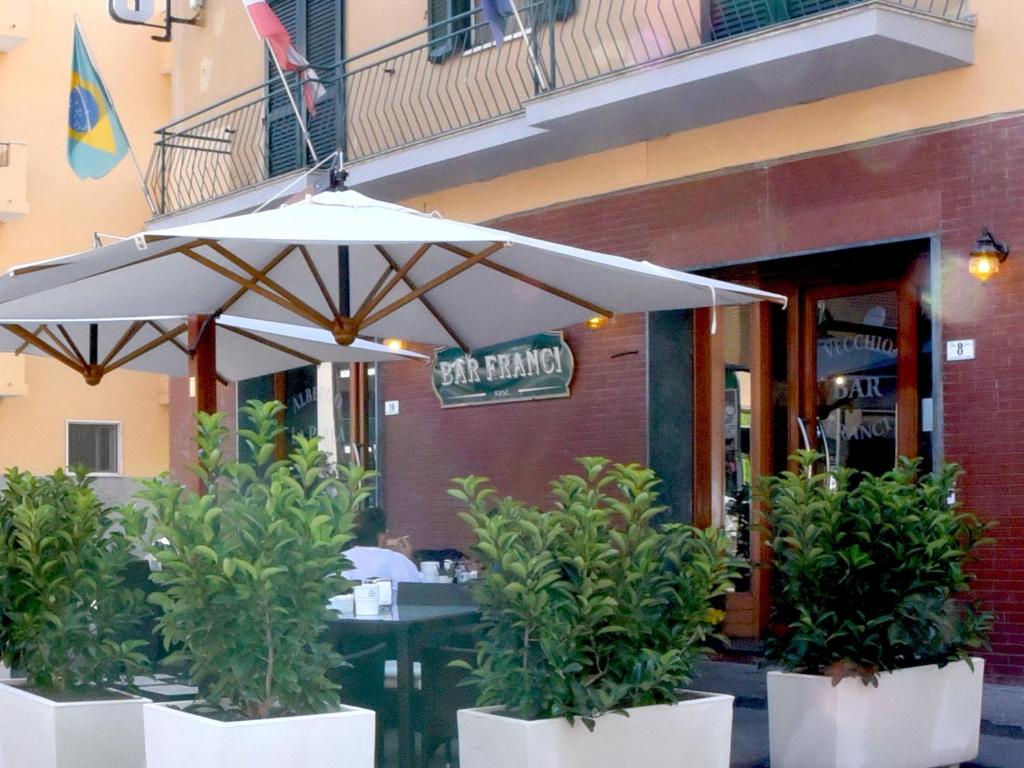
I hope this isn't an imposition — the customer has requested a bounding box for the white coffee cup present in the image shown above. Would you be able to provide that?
[328,594,354,615]
[375,579,393,607]
[353,583,379,616]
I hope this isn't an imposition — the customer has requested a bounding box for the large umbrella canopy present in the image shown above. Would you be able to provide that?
[0,315,424,386]
[0,190,785,350]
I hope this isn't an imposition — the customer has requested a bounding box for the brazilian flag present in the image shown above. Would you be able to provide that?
[67,23,128,180]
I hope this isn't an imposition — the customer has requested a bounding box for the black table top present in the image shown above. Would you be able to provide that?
[327,603,479,627]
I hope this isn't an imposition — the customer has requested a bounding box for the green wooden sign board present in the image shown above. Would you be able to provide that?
[432,332,574,408]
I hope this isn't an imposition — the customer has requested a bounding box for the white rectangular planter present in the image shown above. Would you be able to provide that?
[0,680,148,768]
[768,658,985,768]
[144,700,376,768]
[458,691,734,768]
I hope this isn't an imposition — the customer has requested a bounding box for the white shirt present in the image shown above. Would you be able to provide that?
[342,546,424,584]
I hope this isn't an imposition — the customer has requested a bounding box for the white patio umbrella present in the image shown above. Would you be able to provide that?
[0,189,785,352]
[0,315,425,387]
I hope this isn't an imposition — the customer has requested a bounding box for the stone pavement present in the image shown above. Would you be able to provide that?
[690,660,1024,768]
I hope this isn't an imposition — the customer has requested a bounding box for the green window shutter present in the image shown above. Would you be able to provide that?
[708,0,789,41]
[551,0,576,22]
[267,0,301,177]
[786,0,855,20]
[428,0,470,64]
[304,0,343,163]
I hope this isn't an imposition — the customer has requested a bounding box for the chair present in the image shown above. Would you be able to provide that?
[121,558,165,667]
[329,639,389,766]
[416,643,479,768]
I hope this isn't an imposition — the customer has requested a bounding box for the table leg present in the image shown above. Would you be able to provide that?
[395,627,414,768]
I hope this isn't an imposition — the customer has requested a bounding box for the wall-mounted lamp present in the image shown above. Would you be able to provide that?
[383,338,405,351]
[968,228,1010,282]
[585,315,609,330]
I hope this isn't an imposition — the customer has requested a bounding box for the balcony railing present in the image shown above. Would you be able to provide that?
[146,0,971,215]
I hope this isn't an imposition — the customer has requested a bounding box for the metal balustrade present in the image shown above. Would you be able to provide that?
[146,0,971,215]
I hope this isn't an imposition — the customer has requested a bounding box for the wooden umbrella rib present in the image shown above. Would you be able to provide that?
[41,326,79,361]
[202,241,331,327]
[297,245,340,320]
[105,323,188,373]
[373,245,469,351]
[362,242,506,329]
[14,324,47,356]
[362,263,398,320]
[220,325,321,367]
[437,242,613,318]
[182,247,333,330]
[56,324,88,368]
[218,243,297,315]
[2,324,85,374]
[353,243,431,324]
[147,321,189,355]
[99,321,145,369]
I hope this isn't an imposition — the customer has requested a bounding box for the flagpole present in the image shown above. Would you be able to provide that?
[507,1,549,91]
[249,14,320,166]
[74,16,157,214]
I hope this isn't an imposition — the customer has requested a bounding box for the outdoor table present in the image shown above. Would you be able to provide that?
[327,602,481,768]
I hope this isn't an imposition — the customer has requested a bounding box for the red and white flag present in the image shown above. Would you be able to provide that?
[242,0,327,115]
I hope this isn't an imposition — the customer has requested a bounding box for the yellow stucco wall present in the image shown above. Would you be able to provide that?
[0,0,170,476]
[168,0,263,119]
[399,0,1024,223]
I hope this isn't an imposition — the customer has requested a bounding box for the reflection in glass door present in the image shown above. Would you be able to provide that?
[720,306,752,592]
[815,290,898,475]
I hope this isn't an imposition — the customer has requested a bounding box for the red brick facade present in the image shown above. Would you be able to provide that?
[378,114,1024,678]
[165,113,1024,677]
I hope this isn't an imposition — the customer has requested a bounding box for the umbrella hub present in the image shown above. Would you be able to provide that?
[331,317,359,346]
[83,364,105,387]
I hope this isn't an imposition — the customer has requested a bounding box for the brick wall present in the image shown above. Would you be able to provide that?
[379,316,647,552]
[380,114,1024,678]
[162,114,1024,677]
[168,377,236,487]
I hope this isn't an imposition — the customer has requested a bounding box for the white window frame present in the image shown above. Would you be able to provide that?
[65,420,123,477]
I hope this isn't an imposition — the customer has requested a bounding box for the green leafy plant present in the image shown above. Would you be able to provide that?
[452,457,744,728]
[124,400,372,719]
[758,450,994,685]
[0,468,148,694]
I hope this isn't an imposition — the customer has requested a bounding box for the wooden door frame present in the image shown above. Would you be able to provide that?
[693,259,926,639]
[693,303,771,638]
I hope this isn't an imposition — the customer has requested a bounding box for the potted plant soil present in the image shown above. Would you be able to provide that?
[759,451,994,768]
[452,458,744,768]
[125,401,376,768]
[0,468,151,768]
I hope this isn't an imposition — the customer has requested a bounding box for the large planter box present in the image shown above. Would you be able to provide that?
[0,680,148,768]
[768,658,985,768]
[458,691,734,768]
[144,700,376,768]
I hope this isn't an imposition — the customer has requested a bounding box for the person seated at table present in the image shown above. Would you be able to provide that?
[343,506,423,584]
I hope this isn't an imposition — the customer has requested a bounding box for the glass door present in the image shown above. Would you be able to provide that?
[798,274,924,473]
[812,289,899,475]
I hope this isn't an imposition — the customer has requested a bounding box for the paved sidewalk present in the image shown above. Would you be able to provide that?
[690,660,1024,768]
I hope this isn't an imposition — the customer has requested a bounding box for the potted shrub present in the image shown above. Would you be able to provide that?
[759,451,994,768]
[451,457,744,768]
[0,468,151,768]
[125,401,376,768]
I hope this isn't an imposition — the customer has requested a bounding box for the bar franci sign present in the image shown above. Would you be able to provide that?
[432,332,574,408]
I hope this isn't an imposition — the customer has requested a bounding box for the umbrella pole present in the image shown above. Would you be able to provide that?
[188,315,218,493]
[188,315,218,415]
[274,372,288,460]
